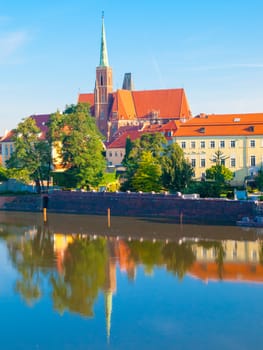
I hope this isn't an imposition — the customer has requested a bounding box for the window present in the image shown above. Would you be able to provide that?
[250,155,256,167]
[191,159,196,167]
[230,157,236,167]
[250,140,255,148]
[230,140,236,148]
[201,158,206,167]
[220,140,225,148]
[210,140,215,148]
[181,141,186,149]
[200,141,205,148]
[115,152,118,157]
[191,141,196,149]
[221,159,225,166]
[109,152,112,157]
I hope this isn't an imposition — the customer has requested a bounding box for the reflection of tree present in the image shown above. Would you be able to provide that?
[50,237,107,317]
[162,243,196,280]
[198,241,225,280]
[127,240,196,279]
[127,240,164,275]
[7,224,55,306]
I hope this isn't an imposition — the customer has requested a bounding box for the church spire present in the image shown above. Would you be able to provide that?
[99,12,109,67]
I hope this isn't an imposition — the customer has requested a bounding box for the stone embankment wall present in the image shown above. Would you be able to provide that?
[0,191,257,225]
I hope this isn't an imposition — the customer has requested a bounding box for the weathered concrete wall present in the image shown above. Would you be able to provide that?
[0,192,256,225]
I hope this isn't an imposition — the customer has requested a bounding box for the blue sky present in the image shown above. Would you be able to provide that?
[1,0,263,135]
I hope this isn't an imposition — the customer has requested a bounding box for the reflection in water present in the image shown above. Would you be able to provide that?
[0,212,263,343]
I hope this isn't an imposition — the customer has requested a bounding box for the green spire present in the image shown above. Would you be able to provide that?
[99,12,109,67]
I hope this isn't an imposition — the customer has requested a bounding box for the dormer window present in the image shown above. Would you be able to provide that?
[248,125,254,132]
[199,127,205,133]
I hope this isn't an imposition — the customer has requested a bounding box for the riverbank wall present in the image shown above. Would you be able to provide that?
[0,191,258,225]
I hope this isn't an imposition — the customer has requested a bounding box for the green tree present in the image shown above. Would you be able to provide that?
[49,103,106,189]
[255,169,263,191]
[6,117,52,192]
[205,150,233,197]
[131,150,162,192]
[121,133,166,191]
[0,166,8,181]
[161,143,194,192]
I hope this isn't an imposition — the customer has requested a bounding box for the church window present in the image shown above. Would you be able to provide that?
[100,74,104,85]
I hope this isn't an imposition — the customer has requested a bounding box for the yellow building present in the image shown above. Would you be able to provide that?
[173,113,263,186]
[107,113,263,186]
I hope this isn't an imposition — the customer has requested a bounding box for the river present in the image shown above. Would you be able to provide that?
[0,211,262,349]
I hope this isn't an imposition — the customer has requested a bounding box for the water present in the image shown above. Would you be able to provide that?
[0,211,262,350]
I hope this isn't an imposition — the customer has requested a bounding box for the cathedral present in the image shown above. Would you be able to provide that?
[78,14,192,142]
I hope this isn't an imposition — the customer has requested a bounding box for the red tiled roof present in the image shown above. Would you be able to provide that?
[175,113,263,137]
[132,88,191,119]
[107,130,141,148]
[78,93,94,105]
[78,88,191,121]
[111,90,136,120]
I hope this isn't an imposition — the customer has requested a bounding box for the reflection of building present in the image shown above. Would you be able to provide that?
[189,239,263,283]
[103,238,136,342]
[52,233,136,342]
[53,233,73,274]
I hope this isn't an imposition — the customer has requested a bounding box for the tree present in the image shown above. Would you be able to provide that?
[121,133,166,191]
[255,168,263,191]
[131,151,162,192]
[210,150,229,166]
[6,117,52,192]
[205,150,233,197]
[161,143,194,192]
[49,103,106,189]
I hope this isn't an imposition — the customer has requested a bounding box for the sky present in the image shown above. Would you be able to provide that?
[1,0,263,135]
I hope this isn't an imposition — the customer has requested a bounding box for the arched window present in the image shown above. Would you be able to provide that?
[100,74,103,85]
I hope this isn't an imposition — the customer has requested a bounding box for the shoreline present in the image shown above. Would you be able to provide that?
[0,191,258,226]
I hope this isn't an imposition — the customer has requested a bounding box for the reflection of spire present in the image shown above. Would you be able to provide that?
[99,11,109,67]
[104,290,112,343]
[103,239,117,343]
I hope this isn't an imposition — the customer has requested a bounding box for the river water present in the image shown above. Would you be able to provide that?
[0,211,262,350]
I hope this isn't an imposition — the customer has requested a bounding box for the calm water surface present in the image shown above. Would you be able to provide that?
[0,211,262,350]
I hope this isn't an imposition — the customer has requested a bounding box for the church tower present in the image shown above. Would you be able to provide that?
[94,13,113,137]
